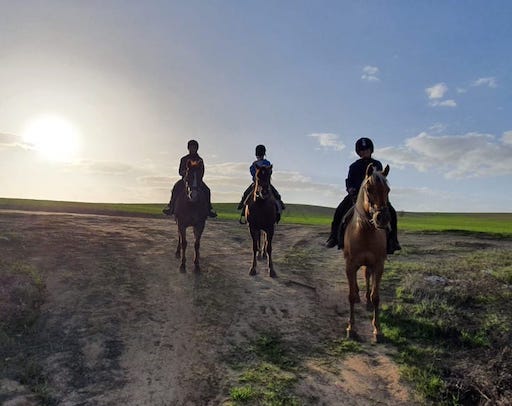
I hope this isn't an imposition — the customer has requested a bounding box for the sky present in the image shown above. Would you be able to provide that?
[1,1,511,212]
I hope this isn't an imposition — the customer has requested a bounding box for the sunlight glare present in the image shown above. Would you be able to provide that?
[22,114,81,162]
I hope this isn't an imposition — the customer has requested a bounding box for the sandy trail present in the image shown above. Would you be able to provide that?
[1,211,419,405]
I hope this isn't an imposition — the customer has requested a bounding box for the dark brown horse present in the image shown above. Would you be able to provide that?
[245,165,277,277]
[343,163,391,342]
[174,159,208,272]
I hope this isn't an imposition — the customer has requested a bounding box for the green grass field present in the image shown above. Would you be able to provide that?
[1,198,511,236]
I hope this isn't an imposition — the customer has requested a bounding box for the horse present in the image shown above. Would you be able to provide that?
[343,163,391,343]
[174,159,209,272]
[245,165,277,277]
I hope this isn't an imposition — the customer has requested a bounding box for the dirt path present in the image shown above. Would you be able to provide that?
[1,211,417,405]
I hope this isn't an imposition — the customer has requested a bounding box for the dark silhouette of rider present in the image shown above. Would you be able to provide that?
[325,137,401,254]
[163,139,217,218]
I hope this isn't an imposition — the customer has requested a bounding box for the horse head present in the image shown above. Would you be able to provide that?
[253,165,273,201]
[360,164,391,229]
[184,159,204,202]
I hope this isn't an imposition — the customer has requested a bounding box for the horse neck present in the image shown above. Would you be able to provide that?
[353,182,373,228]
[253,176,271,201]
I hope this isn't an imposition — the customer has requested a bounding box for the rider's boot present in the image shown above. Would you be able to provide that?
[325,221,338,248]
[163,200,174,216]
[387,229,401,254]
[208,204,217,218]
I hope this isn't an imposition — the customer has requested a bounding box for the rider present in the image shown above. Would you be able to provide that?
[162,139,217,218]
[237,144,285,220]
[325,137,401,254]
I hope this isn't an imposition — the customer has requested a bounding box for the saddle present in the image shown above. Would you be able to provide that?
[336,206,355,250]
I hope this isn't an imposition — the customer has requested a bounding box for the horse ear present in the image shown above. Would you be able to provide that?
[383,165,390,177]
[366,163,374,177]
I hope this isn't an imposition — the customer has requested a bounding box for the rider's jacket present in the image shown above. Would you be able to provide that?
[179,153,204,178]
[345,157,383,194]
[250,158,272,181]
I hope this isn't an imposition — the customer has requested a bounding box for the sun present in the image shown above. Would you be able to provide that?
[22,114,81,162]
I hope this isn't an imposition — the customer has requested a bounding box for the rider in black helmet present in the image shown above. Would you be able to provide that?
[325,137,401,254]
[162,139,217,218]
[237,144,285,221]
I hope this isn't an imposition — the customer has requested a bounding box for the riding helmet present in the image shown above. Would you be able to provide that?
[255,144,266,157]
[355,137,374,153]
[187,139,199,149]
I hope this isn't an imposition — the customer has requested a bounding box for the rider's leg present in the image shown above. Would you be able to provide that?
[238,184,254,210]
[202,183,217,218]
[271,185,285,210]
[163,180,183,215]
[387,202,401,254]
[326,194,353,248]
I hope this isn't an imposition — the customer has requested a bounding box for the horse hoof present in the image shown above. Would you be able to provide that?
[346,328,359,341]
[268,269,277,278]
[179,264,186,273]
[249,268,257,276]
[175,252,181,259]
[194,264,200,273]
[366,302,374,311]
[372,333,383,344]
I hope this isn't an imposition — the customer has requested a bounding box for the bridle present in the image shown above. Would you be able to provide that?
[185,160,203,202]
[357,174,390,230]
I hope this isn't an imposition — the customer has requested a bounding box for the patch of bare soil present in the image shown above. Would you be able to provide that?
[0,210,459,405]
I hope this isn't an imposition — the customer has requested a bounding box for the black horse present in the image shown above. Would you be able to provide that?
[245,165,278,277]
[174,159,209,272]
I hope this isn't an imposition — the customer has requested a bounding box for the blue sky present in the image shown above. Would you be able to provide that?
[1,1,511,211]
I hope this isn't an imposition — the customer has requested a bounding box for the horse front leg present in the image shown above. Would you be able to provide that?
[345,262,360,340]
[175,233,182,259]
[249,227,259,276]
[266,229,276,278]
[193,224,204,272]
[371,264,384,343]
[179,226,187,272]
[363,266,373,311]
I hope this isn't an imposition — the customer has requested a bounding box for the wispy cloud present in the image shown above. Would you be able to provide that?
[379,131,512,178]
[308,133,345,151]
[361,65,380,82]
[471,77,497,88]
[0,132,32,150]
[429,99,457,107]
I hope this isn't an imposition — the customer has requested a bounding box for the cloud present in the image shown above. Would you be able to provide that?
[378,131,512,178]
[429,123,447,133]
[71,159,138,175]
[308,133,345,151]
[425,82,448,99]
[502,131,512,145]
[0,132,32,151]
[429,99,457,107]
[361,65,380,82]
[471,77,497,88]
